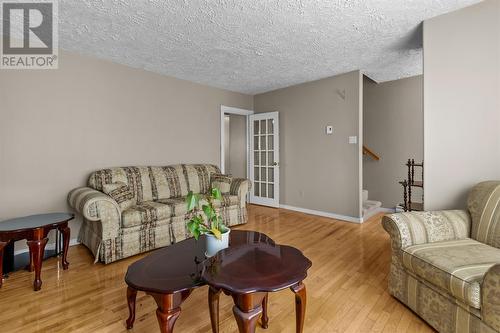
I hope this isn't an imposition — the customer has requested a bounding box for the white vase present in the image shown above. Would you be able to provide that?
[205,228,230,257]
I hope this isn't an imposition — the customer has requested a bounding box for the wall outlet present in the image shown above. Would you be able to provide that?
[348,136,358,144]
[326,125,333,135]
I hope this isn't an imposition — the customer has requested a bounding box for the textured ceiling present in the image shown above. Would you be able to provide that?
[57,0,481,94]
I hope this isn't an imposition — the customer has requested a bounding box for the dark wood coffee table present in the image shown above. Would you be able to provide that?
[203,241,312,333]
[124,230,274,333]
[0,213,73,291]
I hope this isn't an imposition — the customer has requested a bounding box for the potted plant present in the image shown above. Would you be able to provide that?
[186,188,230,257]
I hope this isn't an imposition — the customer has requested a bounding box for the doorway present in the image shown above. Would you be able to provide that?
[220,106,280,208]
[220,106,253,178]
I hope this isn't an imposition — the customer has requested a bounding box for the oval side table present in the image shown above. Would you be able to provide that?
[0,213,73,291]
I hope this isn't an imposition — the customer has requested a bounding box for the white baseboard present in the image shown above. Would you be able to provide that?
[279,204,363,223]
[14,238,80,256]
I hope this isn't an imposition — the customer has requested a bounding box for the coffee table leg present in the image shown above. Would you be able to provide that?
[208,286,221,333]
[126,287,138,329]
[232,292,266,333]
[150,291,191,333]
[291,282,307,333]
[261,293,269,329]
[0,241,7,288]
[27,229,48,291]
[60,224,70,270]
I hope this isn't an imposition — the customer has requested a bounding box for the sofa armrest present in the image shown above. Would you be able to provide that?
[229,178,251,198]
[382,210,471,251]
[67,187,121,239]
[482,264,500,331]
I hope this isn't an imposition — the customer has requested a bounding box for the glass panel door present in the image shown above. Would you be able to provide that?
[249,112,279,207]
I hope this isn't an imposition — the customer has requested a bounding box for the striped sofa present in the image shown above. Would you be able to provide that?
[68,164,250,264]
[383,181,500,333]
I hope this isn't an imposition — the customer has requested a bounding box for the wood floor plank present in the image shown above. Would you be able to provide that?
[0,205,435,332]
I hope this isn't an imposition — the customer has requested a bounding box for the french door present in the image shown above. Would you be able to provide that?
[249,112,279,207]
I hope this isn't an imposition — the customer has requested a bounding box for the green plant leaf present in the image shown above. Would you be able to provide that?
[211,227,222,240]
[187,219,200,240]
[211,187,222,200]
[186,191,198,211]
[192,228,201,240]
[202,204,213,219]
[187,220,195,231]
[217,216,224,230]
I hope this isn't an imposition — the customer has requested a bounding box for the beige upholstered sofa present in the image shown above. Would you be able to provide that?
[383,181,500,333]
[68,164,250,264]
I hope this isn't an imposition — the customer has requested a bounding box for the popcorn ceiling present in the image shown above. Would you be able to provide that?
[58,0,481,94]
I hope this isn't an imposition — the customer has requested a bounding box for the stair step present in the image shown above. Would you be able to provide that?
[363,200,383,219]
[363,200,382,210]
[362,190,368,202]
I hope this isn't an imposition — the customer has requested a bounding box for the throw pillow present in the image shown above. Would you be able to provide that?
[102,182,135,211]
[210,173,232,194]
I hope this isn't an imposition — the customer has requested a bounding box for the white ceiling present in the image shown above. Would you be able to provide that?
[59,0,482,94]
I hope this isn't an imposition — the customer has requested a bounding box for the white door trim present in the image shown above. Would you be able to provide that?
[220,105,254,175]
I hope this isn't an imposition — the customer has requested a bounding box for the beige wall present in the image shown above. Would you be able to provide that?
[0,50,253,250]
[254,71,363,218]
[227,114,247,178]
[423,0,500,210]
[363,75,423,208]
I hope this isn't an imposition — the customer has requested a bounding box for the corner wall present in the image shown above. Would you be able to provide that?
[423,0,500,210]
[254,71,363,220]
[363,75,423,209]
[0,50,253,251]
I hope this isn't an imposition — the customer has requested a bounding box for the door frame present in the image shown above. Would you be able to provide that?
[219,105,254,177]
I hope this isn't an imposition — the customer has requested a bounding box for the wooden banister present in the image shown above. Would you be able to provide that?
[363,146,380,161]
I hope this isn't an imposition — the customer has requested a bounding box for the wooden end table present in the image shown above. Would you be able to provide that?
[0,213,73,291]
[203,241,312,333]
[124,230,275,333]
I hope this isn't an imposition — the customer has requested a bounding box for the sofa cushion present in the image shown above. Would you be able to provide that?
[88,164,222,203]
[121,194,240,228]
[184,164,221,195]
[467,181,500,249]
[210,174,232,194]
[102,182,135,211]
[148,165,189,200]
[121,198,189,228]
[122,201,173,228]
[88,166,155,203]
[402,239,500,309]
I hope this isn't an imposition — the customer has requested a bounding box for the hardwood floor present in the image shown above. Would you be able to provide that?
[0,205,434,332]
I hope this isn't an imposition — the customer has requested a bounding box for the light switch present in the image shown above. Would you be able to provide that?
[348,136,358,144]
[325,125,333,135]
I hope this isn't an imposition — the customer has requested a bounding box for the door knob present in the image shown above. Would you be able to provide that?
[272,161,279,166]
